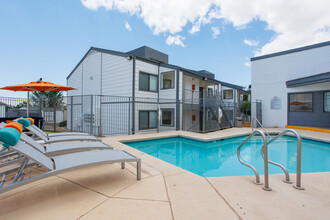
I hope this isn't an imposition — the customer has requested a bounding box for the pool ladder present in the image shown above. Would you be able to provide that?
[237,129,304,191]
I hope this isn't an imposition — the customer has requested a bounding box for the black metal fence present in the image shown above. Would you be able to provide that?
[0,96,66,131]
[1,94,260,135]
[67,95,178,136]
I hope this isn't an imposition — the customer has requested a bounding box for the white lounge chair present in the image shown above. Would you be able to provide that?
[16,118,101,144]
[0,127,141,194]
[0,132,114,168]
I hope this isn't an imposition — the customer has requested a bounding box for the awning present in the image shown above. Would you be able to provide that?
[286,72,330,88]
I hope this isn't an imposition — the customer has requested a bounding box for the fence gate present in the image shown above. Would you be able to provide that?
[256,100,262,125]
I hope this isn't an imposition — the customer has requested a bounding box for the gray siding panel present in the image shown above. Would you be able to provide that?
[288,91,330,128]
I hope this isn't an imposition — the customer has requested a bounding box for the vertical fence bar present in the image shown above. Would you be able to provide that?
[99,95,102,136]
[202,97,206,133]
[81,95,83,132]
[90,95,93,135]
[128,97,131,135]
[70,96,73,131]
[53,96,57,133]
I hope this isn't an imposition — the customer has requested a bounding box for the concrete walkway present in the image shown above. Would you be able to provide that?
[0,128,329,219]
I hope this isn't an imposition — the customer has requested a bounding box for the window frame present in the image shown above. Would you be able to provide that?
[223,89,233,99]
[139,110,158,130]
[288,92,313,112]
[160,108,175,127]
[161,71,175,90]
[139,71,158,93]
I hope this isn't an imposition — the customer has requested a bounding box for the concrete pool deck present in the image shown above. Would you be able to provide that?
[0,128,329,219]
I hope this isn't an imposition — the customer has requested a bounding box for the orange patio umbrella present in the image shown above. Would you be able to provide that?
[0,78,76,92]
[0,78,76,119]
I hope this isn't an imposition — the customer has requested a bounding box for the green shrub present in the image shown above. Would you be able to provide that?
[59,120,67,127]
[239,101,251,115]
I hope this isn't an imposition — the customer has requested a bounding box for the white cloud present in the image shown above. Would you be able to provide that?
[166,35,186,47]
[244,58,251,67]
[244,61,251,67]
[211,26,220,39]
[81,0,330,53]
[244,39,259,46]
[216,0,330,55]
[125,21,132,31]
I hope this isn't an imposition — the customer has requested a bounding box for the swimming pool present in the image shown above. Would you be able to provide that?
[125,136,330,177]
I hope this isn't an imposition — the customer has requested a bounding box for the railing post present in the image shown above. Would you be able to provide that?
[53,96,56,133]
[293,133,304,190]
[70,96,73,131]
[90,95,93,135]
[99,95,102,136]
[237,130,272,191]
[261,133,271,191]
[202,97,206,133]
[81,95,84,132]
[128,97,131,135]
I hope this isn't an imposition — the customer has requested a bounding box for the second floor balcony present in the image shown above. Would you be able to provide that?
[182,89,221,109]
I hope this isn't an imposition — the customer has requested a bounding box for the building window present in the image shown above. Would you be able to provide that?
[208,88,214,96]
[139,72,158,92]
[324,92,330,112]
[223,90,233,99]
[162,72,174,89]
[161,109,174,126]
[139,111,157,130]
[289,93,313,112]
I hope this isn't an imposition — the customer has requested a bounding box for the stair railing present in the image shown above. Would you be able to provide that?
[263,129,304,190]
[237,130,271,191]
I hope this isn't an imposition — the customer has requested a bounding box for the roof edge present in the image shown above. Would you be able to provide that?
[251,40,330,62]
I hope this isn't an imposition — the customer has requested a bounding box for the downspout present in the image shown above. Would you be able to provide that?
[132,56,136,134]
[176,67,180,130]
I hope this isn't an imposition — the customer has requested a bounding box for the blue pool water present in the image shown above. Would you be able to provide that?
[125,136,330,177]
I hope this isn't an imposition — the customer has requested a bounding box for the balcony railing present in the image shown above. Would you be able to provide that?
[182,89,221,105]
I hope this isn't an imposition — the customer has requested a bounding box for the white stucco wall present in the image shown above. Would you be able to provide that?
[251,43,330,127]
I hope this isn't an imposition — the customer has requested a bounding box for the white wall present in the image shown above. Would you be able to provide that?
[67,64,82,96]
[182,109,200,132]
[82,51,102,96]
[182,74,200,103]
[251,44,330,127]
[102,53,133,96]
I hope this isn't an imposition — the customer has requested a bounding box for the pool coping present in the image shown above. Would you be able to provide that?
[119,129,330,144]
[101,128,330,220]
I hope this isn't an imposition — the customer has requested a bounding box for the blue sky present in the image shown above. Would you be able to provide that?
[1,0,329,98]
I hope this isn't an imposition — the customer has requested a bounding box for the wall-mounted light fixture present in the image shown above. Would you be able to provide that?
[127,56,133,60]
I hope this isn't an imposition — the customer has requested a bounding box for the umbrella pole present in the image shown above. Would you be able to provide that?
[40,93,43,130]
[54,96,56,133]
[27,92,30,117]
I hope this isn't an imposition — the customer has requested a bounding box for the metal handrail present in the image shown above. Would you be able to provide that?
[264,129,304,190]
[252,117,271,139]
[237,130,271,191]
[261,145,292,184]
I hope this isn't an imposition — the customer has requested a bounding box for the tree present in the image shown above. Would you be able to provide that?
[31,91,66,109]
[14,101,27,109]
[239,101,251,115]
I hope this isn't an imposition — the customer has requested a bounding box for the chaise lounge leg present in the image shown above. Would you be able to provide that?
[137,159,141,180]
[121,162,125,169]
